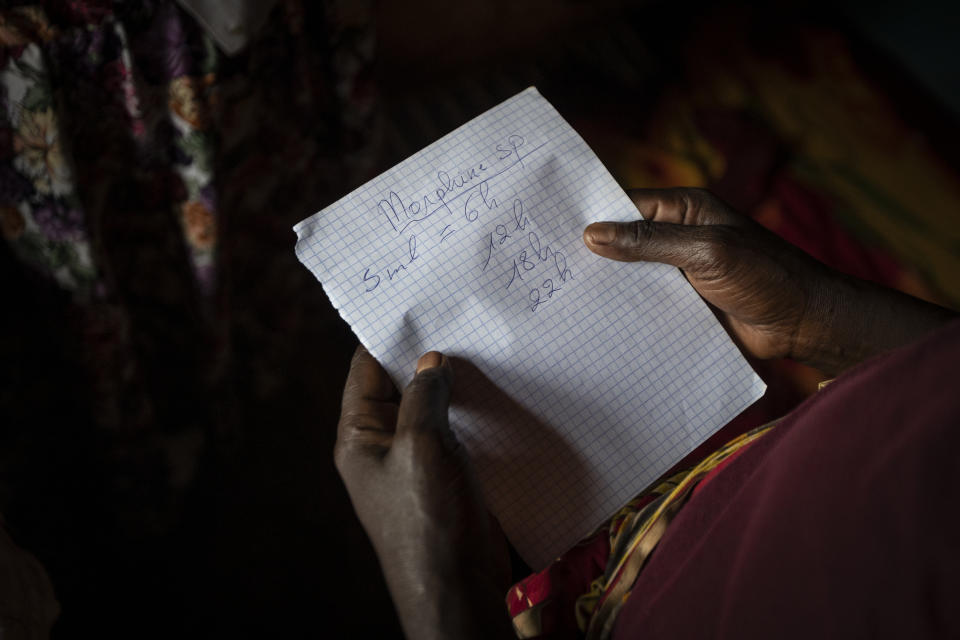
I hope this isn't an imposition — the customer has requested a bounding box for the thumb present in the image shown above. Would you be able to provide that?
[396,351,453,438]
[583,220,727,273]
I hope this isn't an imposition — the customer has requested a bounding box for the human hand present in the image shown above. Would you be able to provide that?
[584,187,832,362]
[335,346,513,640]
[583,187,957,375]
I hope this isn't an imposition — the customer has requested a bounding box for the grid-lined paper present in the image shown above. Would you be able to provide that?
[294,87,766,570]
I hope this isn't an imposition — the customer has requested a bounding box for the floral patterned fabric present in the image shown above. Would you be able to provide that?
[3,2,208,293]
[2,1,376,298]
[0,1,380,635]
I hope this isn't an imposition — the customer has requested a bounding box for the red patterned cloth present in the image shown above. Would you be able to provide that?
[615,319,960,638]
[507,426,775,639]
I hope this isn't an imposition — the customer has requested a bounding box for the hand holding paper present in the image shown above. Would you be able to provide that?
[585,187,824,362]
[295,88,765,569]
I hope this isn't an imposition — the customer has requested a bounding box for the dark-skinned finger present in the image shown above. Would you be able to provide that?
[395,351,453,439]
[626,187,742,227]
[338,401,400,445]
[334,418,394,469]
[336,403,400,479]
[583,220,737,276]
[338,345,398,446]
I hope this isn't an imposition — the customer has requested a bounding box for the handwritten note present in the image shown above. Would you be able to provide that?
[294,88,765,570]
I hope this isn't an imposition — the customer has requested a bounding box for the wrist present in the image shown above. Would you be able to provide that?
[790,270,855,374]
[383,556,512,640]
[791,270,957,376]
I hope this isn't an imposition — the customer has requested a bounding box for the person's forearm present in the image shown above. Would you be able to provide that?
[383,562,514,640]
[794,271,957,376]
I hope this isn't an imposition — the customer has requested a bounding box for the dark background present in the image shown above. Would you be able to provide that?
[2,0,958,637]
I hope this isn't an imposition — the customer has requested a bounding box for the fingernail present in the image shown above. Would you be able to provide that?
[585,222,615,245]
[416,351,443,373]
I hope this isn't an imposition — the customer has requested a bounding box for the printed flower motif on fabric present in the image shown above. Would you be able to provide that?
[1,38,96,292]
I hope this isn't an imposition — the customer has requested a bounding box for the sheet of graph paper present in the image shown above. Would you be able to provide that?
[294,87,766,570]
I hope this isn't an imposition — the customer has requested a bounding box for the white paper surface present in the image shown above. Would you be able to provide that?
[294,87,766,570]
